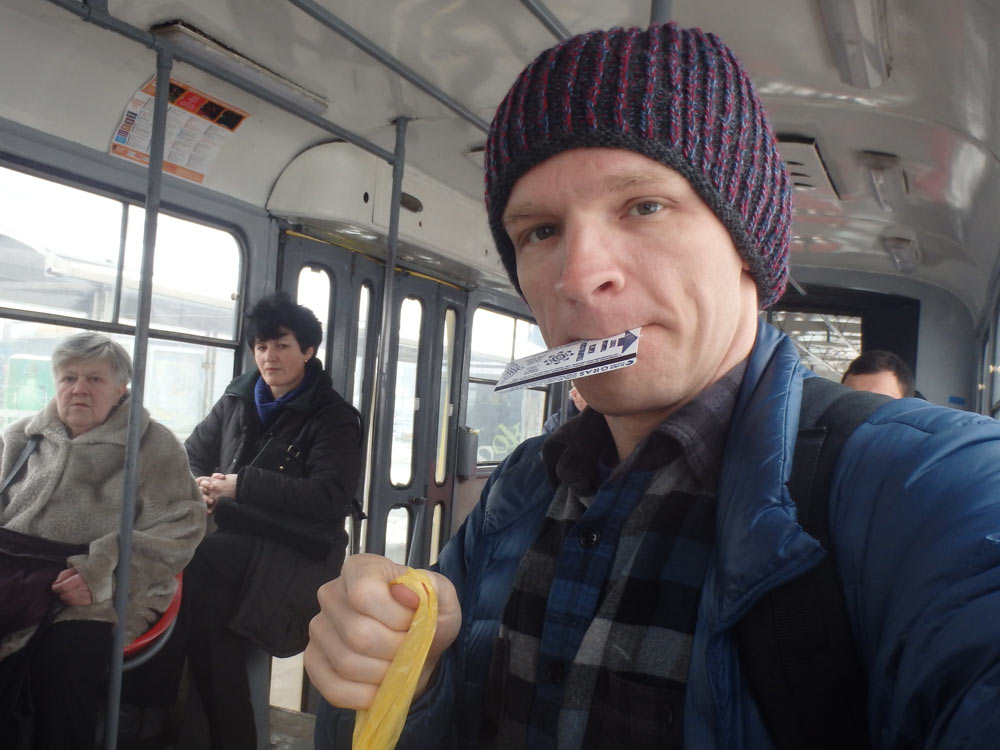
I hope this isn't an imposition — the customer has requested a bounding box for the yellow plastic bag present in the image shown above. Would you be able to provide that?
[352,567,438,749]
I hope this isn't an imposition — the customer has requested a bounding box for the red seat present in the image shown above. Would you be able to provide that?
[122,572,182,667]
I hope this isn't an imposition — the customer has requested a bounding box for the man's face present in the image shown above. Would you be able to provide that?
[843,370,905,399]
[504,148,760,418]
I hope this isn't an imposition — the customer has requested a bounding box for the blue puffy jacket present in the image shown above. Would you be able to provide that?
[321,320,1000,748]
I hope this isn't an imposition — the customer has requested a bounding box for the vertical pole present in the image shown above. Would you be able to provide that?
[363,117,409,552]
[103,46,173,750]
[650,0,672,25]
[111,206,127,323]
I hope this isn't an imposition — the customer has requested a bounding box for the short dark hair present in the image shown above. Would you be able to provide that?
[841,350,915,397]
[244,292,323,353]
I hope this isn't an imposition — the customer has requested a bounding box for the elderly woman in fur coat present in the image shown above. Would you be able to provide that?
[0,331,205,750]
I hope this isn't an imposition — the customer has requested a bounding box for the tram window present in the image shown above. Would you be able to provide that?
[390,297,422,487]
[121,207,241,339]
[0,166,124,321]
[467,307,547,465]
[429,502,443,566]
[470,308,514,376]
[768,310,862,380]
[352,283,372,409]
[296,265,331,365]
[0,165,243,439]
[513,317,543,359]
[384,505,411,565]
[434,308,457,485]
[0,319,233,438]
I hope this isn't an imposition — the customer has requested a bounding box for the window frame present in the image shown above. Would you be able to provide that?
[0,158,249,435]
[465,303,548,468]
[0,158,247,358]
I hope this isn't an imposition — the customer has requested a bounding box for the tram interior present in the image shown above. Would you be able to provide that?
[4,0,1000,746]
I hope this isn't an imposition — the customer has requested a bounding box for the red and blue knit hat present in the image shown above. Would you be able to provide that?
[484,23,792,309]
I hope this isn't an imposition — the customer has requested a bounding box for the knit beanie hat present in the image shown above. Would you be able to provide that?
[484,23,792,309]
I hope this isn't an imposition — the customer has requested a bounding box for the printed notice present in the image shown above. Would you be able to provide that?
[110,78,248,184]
[494,329,640,392]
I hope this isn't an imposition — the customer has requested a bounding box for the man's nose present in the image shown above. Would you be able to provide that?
[554,222,626,301]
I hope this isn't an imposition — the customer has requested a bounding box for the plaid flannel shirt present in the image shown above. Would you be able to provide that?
[485,363,745,749]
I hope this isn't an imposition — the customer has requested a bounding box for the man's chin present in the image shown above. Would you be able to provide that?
[581,373,686,417]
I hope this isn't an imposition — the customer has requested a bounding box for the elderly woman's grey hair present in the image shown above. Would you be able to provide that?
[51,332,133,385]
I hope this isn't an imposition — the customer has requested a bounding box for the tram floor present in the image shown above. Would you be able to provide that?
[119,705,316,750]
[121,653,320,749]
[269,706,316,750]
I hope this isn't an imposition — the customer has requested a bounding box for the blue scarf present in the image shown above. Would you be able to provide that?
[254,364,316,429]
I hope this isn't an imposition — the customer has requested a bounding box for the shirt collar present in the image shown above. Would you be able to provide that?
[542,361,746,494]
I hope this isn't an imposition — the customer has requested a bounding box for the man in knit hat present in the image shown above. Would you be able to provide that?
[307,23,1000,749]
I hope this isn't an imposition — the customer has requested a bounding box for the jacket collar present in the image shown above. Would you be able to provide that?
[27,393,149,445]
[700,319,825,632]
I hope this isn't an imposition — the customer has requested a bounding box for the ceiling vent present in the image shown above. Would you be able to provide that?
[778,135,842,217]
[151,21,329,115]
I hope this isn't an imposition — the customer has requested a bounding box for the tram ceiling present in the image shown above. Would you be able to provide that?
[95,0,660,202]
[19,0,1000,321]
[45,0,394,163]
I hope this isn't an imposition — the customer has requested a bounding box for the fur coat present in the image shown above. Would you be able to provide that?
[0,397,205,660]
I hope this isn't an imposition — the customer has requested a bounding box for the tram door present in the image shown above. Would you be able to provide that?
[280,232,467,568]
[279,232,383,405]
[279,232,384,558]
[274,231,384,713]
[368,271,467,569]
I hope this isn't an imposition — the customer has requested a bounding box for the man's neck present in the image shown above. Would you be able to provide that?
[604,408,675,463]
[603,359,751,462]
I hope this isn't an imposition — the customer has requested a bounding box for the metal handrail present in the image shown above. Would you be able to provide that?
[287,0,490,133]
[44,0,393,163]
[99,44,172,750]
[519,0,571,40]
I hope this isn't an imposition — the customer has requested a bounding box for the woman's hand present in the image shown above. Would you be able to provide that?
[195,473,238,513]
[52,567,94,606]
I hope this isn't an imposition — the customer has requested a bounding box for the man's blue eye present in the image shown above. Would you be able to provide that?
[631,201,662,216]
[527,225,558,243]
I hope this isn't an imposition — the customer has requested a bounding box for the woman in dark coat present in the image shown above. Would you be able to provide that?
[172,292,362,749]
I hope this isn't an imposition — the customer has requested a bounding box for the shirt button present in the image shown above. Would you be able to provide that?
[578,527,601,549]
[546,660,565,684]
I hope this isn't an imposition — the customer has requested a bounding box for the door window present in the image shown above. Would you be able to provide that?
[390,297,423,486]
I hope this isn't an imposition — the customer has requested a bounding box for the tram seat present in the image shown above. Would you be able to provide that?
[122,572,183,671]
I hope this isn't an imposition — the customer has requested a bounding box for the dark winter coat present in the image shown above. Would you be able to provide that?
[185,358,363,655]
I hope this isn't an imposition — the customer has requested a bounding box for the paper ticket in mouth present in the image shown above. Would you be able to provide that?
[494,328,640,393]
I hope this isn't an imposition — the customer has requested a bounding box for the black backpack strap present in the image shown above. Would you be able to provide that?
[0,435,41,499]
[735,377,889,750]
